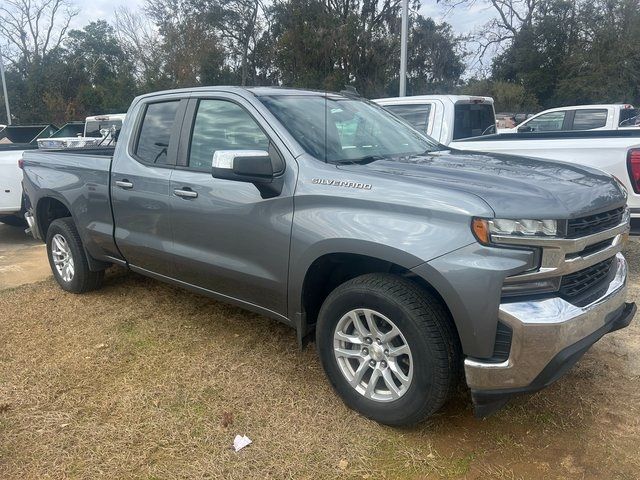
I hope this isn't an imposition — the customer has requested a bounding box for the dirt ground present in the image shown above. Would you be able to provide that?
[0,229,639,479]
[0,224,51,289]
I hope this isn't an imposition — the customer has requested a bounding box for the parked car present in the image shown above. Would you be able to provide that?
[22,87,635,425]
[503,104,639,133]
[0,124,57,226]
[376,97,640,233]
[374,95,497,143]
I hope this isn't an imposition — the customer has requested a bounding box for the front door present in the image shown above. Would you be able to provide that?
[168,96,295,316]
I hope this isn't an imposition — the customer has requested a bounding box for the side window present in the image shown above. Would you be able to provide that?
[188,99,269,170]
[384,104,432,132]
[572,109,608,130]
[135,101,180,164]
[525,111,566,132]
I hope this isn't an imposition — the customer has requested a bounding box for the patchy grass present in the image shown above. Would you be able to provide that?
[1,243,640,479]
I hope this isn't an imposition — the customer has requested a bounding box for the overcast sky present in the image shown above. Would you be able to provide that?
[70,0,496,35]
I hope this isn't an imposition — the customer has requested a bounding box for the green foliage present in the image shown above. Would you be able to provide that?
[0,0,466,123]
[491,0,640,108]
[460,79,540,112]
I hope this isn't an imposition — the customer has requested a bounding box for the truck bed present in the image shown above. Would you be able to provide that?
[21,146,119,262]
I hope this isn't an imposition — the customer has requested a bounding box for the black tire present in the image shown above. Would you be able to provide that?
[316,273,460,426]
[46,217,104,293]
[0,214,27,227]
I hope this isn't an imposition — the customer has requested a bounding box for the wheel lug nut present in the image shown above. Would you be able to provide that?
[381,361,387,368]
[376,338,382,344]
[362,348,368,355]
[369,360,376,367]
[365,338,372,345]
[384,349,389,355]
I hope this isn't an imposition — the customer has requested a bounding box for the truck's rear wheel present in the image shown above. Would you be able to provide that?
[316,273,459,426]
[46,218,104,293]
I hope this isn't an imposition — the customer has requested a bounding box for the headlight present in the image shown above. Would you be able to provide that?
[472,218,557,244]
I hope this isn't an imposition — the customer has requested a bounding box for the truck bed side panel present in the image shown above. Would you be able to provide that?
[22,151,121,262]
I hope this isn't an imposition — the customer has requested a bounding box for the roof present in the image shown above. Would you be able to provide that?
[374,95,494,105]
[536,104,635,113]
[85,114,127,122]
[134,86,353,102]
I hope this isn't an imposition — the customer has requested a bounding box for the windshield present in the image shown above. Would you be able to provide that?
[260,94,442,163]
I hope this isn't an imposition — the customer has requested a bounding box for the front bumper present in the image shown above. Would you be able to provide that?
[465,253,635,417]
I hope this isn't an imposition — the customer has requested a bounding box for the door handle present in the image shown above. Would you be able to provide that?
[174,188,198,199]
[115,180,134,189]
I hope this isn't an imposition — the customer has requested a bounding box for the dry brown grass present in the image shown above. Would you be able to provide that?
[1,244,640,479]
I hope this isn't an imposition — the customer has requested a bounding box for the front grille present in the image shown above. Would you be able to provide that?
[559,258,615,298]
[566,207,624,238]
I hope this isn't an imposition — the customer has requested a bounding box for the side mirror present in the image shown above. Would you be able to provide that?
[211,149,284,198]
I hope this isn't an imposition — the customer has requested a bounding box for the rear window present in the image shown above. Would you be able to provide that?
[453,103,495,140]
[384,104,431,132]
[620,109,639,127]
[135,101,180,165]
[85,119,124,138]
[572,109,607,130]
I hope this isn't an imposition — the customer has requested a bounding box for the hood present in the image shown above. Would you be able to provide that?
[337,149,626,218]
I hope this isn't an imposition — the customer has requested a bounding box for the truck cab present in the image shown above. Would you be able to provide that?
[373,95,497,143]
[505,104,639,133]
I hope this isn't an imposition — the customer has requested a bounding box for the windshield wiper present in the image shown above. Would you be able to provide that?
[333,155,386,165]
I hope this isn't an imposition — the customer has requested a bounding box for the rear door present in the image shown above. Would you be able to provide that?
[111,97,187,276]
[168,94,295,316]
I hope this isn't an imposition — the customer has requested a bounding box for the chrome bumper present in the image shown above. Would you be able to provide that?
[465,253,630,391]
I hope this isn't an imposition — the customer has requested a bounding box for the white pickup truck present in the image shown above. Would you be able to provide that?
[376,96,640,234]
[374,95,497,144]
[36,114,126,149]
[503,104,639,133]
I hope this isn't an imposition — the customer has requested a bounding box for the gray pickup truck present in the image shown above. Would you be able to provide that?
[21,87,635,425]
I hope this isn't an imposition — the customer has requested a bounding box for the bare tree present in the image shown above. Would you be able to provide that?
[439,0,537,67]
[0,0,78,70]
[210,0,266,85]
[114,6,164,84]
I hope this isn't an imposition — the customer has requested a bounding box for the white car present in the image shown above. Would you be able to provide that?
[504,104,639,133]
[0,145,31,225]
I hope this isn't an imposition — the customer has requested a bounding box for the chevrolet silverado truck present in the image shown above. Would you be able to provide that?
[21,87,636,425]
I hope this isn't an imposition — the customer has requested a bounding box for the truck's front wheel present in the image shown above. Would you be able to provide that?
[46,218,104,293]
[316,273,460,426]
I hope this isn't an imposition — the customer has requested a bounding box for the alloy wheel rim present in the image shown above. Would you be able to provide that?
[333,308,413,402]
[51,233,74,282]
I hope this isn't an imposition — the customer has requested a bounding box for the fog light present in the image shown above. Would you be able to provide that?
[501,277,561,297]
